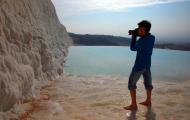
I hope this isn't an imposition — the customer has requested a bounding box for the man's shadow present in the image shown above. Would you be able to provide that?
[126,107,156,120]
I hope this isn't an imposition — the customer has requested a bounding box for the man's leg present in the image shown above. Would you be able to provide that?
[124,70,144,110]
[124,89,138,110]
[140,69,153,106]
[139,90,152,106]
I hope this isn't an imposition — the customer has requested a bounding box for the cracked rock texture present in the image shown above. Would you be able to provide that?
[0,0,72,111]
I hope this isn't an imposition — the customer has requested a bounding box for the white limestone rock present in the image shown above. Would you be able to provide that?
[0,0,73,111]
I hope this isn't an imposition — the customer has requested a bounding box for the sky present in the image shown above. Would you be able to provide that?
[51,0,190,43]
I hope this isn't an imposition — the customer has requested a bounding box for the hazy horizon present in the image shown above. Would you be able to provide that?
[52,0,190,43]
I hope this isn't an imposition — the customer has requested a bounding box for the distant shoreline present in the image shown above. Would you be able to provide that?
[69,33,190,51]
[71,45,189,52]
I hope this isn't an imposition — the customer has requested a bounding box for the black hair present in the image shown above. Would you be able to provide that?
[138,20,151,33]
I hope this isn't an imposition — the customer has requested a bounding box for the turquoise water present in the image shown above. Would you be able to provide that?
[64,46,190,81]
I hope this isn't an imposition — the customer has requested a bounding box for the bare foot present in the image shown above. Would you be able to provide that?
[139,101,152,106]
[123,105,138,110]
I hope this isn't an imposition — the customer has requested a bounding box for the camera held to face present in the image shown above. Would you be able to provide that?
[128,28,139,36]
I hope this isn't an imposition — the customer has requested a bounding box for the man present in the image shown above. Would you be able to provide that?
[124,20,155,110]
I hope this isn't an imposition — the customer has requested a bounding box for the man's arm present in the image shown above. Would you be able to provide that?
[130,35,141,51]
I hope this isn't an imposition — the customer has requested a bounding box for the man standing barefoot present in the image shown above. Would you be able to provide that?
[124,20,155,110]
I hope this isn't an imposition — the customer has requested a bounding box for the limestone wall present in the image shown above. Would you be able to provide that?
[0,0,72,111]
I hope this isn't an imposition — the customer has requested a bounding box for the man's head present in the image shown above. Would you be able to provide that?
[137,20,151,37]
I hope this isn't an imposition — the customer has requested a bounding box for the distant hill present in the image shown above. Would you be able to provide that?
[69,33,190,51]
[69,33,130,46]
[154,43,190,51]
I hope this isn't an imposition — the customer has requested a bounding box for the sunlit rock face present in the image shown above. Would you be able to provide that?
[0,0,72,111]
